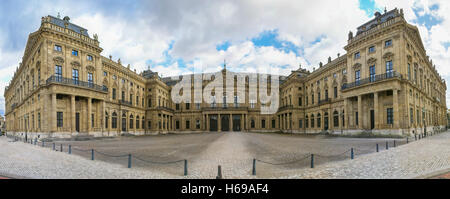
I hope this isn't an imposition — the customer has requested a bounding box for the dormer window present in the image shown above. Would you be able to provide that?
[354,52,360,59]
[385,40,392,47]
[72,50,78,56]
[54,45,62,52]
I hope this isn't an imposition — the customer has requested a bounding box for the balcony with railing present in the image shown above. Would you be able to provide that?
[46,75,108,93]
[318,98,330,105]
[342,71,402,90]
[119,100,132,106]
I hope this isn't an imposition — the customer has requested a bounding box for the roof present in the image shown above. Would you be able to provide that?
[356,8,400,35]
[48,15,90,37]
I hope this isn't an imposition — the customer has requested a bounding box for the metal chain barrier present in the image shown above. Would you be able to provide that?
[133,155,185,165]
[93,150,129,158]
[255,154,311,166]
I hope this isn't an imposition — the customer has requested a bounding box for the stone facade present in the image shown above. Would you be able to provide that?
[4,8,447,139]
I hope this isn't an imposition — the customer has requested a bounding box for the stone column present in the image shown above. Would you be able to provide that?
[71,95,76,133]
[374,92,379,129]
[218,114,221,132]
[51,93,57,132]
[87,97,92,132]
[393,89,399,129]
[357,95,362,129]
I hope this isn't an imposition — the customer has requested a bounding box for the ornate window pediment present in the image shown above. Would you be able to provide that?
[367,57,377,65]
[353,63,362,70]
[53,56,64,65]
[86,65,95,72]
[71,61,81,68]
[332,79,338,87]
[407,55,412,62]
[383,52,394,60]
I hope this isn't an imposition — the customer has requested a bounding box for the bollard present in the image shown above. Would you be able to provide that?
[386,141,389,150]
[60,144,63,152]
[91,149,94,160]
[252,159,256,176]
[394,140,396,147]
[184,160,188,176]
[53,143,55,151]
[311,154,314,168]
[376,144,379,152]
[216,165,222,179]
[68,145,72,154]
[351,148,354,159]
[128,154,132,168]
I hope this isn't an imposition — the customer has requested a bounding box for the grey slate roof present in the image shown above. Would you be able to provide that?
[48,15,90,37]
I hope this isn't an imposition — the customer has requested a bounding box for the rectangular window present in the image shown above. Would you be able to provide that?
[369,46,375,53]
[57,112,63,127]
[299,119,303,128]
[298,97,302,106]
[147,121,151,129]
[88,73,93,87]
[55,65,62,82]
[130,94,133,105]
[196,103,201,110]
[355,70,361,85]
[72,50,78,56]
[176,121,180,129]
[54,45,62,52]
[261,120,266,129]
[148,98,152,107]
[354,52,360,59]
[112,88,116,100]
[38,113,41,129]
[387,108,393,124]
[369,65,375,82]
[408,64,411,80]
[196,120,200,129]
[410,108,414,124]
[311,94,314,104]
[103,71,108,76]
[186,103,190,110]
[87,55,93,61]
[334,87,338,98]
[186,120,190,129]
[386,61,393,77]
[385,40,392,47]
[91,114,94,128]
[176,103,180,110]
[272,120,276,128]
[72,69,79,85]
[355,112,359,126]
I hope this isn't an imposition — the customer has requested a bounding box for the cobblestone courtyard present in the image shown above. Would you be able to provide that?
[0,131,449,179]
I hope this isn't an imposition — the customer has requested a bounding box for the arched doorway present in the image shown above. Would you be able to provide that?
[324,112,329,131]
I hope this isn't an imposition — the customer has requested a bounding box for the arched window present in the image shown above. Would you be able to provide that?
[136,116,140,129]
[251,119,255,128]
[311,114,315,128]
[305,116,309,128]
[129,114,134,129]
[112,112,117,129]
[317,113,321,128]
[333,111,339,127]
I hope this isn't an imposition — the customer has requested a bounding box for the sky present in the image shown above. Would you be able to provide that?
[0,0,449,116]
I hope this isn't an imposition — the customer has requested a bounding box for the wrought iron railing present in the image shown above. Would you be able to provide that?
[342,71,401,90]
[119,100,132,106]
[318,98,330,105]
[46,75,108,92]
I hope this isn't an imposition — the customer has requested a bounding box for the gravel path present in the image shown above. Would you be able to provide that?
[0,131,448,179]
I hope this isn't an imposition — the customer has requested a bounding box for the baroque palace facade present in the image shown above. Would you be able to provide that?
[4,8,448,139]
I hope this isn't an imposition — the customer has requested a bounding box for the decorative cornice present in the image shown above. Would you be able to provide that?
[383,52,394,60]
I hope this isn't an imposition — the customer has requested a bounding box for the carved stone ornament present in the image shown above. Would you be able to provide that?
[383,52,394,60]
[86,65,95,72]
[53,56,64,65]
[71,61,81,68]
[367,57,377,65]
[353,63,362,70]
